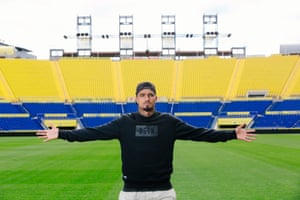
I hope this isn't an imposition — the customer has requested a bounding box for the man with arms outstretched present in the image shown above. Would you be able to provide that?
[37,81,256,200]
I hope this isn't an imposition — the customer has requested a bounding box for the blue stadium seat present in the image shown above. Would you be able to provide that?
[0,103,28,114]
[122,102,172,113]
[220,100,272,114]
[173,101,221,115]
[73,102,122,116]
[0,117,43,131]
[253,114,300,128]
[123,102,137,113]
[268,99,300,111]
[22,102,75,117]
[177,116,214,128]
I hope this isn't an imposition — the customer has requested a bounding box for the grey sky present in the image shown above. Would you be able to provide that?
[1,0,299,59]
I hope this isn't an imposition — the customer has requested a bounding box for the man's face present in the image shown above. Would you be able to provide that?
[136,89,157,112]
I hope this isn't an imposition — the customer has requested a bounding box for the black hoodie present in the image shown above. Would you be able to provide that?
[59,112,236,191]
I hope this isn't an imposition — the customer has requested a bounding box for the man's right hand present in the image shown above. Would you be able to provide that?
[36,124,59,142]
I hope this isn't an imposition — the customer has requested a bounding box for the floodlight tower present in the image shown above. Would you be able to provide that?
[161,15,176,56]
[119,15,134,57]
[76,16,92,56]
[203,14,218,56]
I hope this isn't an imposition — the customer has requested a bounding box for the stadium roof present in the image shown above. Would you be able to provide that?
[0,42,32,52]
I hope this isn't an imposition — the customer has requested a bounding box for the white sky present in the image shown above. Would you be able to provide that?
[1,0,299,59]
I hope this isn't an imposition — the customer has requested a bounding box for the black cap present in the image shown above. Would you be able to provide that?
[135,82,156,95]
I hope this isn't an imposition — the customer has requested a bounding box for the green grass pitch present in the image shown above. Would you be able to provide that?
[0,134,299,200]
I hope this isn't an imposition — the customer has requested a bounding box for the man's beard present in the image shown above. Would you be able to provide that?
[143,106,154,112]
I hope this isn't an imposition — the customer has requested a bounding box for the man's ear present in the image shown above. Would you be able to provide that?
[135,97,137,105]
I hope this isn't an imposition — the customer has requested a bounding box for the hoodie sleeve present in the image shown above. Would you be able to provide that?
[58,118,121,142]
[174,117,237,142]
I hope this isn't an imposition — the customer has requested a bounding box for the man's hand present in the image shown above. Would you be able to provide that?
[235,124,256,142]
[36,124,59,142]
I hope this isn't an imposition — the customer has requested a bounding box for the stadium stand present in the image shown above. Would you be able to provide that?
[73,102,122,116]
[74,101,122,128]
[122,102,138,113]
[176,115,214,128]
[268,99,300,111]
[251,99,300,129]
[0,102,44,131]
[1,55,300,133]
[58,59,118,101]
[21,102,77,129]
[220,99,273,114]
[123,102,172,113]
[172,100,221,128]
[176,57,236,100]
[253,114,300,129]
[22,102,75,117]
[235,55,298,98]
[216,99,273,128]
[0,102,28,115]
[0,59,64,101]
[0,42,36,59]
[0,117,43,131]
[173,101,222,115]
[119,59,176,101]
[280,57,300,98]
